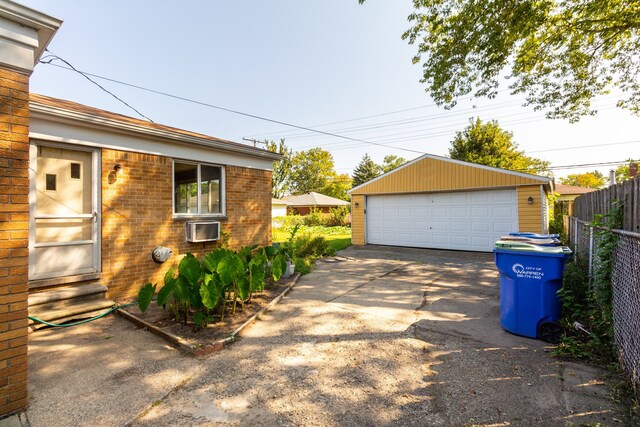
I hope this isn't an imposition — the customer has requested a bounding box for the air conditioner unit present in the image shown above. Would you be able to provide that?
[185,221,220,243]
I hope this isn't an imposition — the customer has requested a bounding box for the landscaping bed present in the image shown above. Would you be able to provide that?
[118,273,300,357]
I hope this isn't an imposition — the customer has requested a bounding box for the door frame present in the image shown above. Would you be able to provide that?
[28,140,102,281]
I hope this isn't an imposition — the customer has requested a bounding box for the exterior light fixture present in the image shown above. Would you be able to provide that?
[114,163,122,173]
[527,196,533,205]
[354,202,359,208]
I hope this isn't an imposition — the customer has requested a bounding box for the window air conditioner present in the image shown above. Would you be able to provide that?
[185,221,220,243]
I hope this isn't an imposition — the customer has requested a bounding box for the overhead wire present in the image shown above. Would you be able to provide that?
[39,50,155,123]
[39,60,425,155]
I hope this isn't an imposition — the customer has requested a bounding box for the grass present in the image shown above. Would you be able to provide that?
[272,225,352,252]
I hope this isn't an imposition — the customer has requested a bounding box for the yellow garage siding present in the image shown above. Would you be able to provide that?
[350,156,545,195]
[518,185,544,233]
[351,195,365,245]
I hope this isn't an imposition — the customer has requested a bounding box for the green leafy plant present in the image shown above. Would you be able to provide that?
[555,203,623,363]
[137,244,285,328]
[326,206,350,227]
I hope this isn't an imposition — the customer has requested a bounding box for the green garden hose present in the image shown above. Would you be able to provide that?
[28,301,139,328]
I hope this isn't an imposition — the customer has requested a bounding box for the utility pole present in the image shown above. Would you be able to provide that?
[242,137,266,148]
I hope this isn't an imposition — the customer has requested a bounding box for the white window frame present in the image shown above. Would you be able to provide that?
[172,160,226,218]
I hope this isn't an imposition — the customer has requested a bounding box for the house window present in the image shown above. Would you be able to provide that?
[45,174,57,191]
[70,163,81,179]
[174,161,223,215]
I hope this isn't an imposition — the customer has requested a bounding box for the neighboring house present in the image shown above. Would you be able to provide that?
[281,192,349,215]
[554,184,597,216]
[271,198,288,218]
[348,154,553,252]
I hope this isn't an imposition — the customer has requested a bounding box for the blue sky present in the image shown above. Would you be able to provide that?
[21,0,640,181]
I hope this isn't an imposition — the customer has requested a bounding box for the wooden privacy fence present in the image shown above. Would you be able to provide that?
[573,176,640,233]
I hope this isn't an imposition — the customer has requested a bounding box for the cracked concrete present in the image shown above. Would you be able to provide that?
[25,245,625,426]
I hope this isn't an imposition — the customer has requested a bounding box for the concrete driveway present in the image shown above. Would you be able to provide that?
[26,245,623,426]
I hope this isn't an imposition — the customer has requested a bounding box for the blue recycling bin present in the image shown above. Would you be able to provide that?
[494,241,572,341]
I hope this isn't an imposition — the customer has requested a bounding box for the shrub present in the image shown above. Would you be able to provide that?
[303,207,326,226]
[326,206,350,226]
[276,215,305,229]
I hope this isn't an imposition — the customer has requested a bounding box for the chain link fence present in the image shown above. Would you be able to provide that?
[569,217,640,386]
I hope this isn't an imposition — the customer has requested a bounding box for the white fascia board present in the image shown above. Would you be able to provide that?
[30,116,276,171]
[0,0,61,73]
[29,103,282,163]
[348,152,551,194]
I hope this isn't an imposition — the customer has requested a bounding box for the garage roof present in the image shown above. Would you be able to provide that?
[348,153,552,195]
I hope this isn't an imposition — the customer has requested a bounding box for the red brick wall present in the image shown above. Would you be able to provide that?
[0,69,30,416]
[101,149,272,301]
[286,206,333,215]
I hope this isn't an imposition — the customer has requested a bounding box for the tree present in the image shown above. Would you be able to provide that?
[321,173,353,201]
[381,155,407,173]
[361,0,640,122]
[449,118,549,174]
[289,148,336,195]
[559,171,607,189]
[265,139,292,199]
[615,159,637,183]
[352,154,382,187]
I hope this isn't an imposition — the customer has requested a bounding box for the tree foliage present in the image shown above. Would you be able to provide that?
[352,153,382,187]
[381,155,408,173]
[362,0,640,122]
[615,159,637,183]
[449,118,549,174]
[559,170,607,189]
[289,148,336,195]
[321,173,352,201]
[265,139,292,199]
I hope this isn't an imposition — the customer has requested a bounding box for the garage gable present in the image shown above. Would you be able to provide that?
[349,154,550,195]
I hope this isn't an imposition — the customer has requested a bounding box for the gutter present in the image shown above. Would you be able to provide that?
[29,101,283,161]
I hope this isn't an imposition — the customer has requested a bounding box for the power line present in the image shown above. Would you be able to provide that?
[39,51,154,123]
[245,95,521,138]
[529,139,640,153]
[40,61,425,155]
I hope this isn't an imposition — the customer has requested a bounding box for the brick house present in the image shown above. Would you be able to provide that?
[281,191,349,215]
[28,94,280,304]
[0,0,278,418]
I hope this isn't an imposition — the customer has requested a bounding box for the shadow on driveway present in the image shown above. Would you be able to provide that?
[27,245,624,426]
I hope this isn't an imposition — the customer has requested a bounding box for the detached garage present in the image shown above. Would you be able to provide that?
[348,154,552,252]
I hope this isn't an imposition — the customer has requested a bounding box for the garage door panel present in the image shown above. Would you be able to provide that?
[451,208,469,218]
[471,207,489,218]
[432,207,449,218]
[432,221,450,231]
[366,189,518,252]
[451,221,469,232]
[449,193,468,204]
[470,192,491,203]
[493,206,515,217]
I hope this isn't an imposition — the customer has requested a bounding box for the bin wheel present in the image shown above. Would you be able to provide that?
[538,321,563,344]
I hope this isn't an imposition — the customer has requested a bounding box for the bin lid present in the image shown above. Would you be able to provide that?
[508,232,560,239]
[499,236,559,245]
[494,240,572,254]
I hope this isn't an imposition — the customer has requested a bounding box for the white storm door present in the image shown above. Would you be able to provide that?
[29,143,101,280]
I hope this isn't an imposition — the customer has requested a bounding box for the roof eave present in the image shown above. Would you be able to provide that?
[348,153,551,194]
[29,101,283,161]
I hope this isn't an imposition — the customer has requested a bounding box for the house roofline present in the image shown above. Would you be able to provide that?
[29,98,283,162]
[348,152,551,194]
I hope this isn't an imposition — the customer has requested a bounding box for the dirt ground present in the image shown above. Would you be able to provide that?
[126,278,290,346]
[27,246,625,426]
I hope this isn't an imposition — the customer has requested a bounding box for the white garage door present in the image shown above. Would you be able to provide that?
[366,189,518,252]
